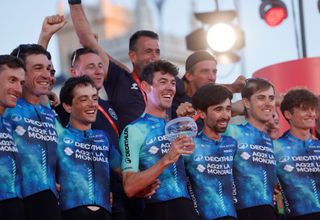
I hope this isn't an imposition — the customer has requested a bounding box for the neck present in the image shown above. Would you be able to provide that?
[184,81,196,97]
[69,119,92,131]
[203,126,220,141]
[0,106,5,115]
[145,104,167,119]
[247,117,266,132]
[23,90,40,105]
[290,126,311,140]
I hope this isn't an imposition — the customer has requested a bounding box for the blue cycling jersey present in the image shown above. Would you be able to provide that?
[3,99,58,198]
[120,113,190,203]
[184,132,237,220]
[56,124,121,212]
[224,121,277,210]
[274,131,320,218]
[0,116,22,200]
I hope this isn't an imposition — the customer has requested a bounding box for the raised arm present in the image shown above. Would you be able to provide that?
[38,15,66,49]
[68,0,130,79]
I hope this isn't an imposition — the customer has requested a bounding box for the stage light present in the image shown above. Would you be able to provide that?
[260,0,288,26]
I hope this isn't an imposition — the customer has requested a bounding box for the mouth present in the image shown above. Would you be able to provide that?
[162,94,173,101]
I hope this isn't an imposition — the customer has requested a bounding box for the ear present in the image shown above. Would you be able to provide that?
[70,68,78,77]
[198,110,206,120]
[128,51,136,64]
[62,102,72,114]
[184,71,193,83]
[242,98,250,110]
[283,110,292,122]
[141,81,151,94]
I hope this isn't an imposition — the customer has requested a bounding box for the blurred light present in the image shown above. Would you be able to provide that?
[260,0,288,27]
[207,23,236,52]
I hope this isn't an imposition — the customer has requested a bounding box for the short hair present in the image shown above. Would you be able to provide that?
[241,78,274,100]
[140,60,178,85]
[70,47,99,67]
[60,75,96,106]
[185,50,217,72]
[129,30,159,51]
[192,84,233,112]
[10,44,51,63]
[0,55,26,73]
[280,88,318,117]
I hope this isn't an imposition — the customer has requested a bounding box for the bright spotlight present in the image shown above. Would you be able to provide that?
[207,23,237,52]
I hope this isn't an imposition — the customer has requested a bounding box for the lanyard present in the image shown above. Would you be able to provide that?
[132,71,147,104]
[97,104,119,137]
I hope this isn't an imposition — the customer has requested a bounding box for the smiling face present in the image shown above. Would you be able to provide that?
[64,84,99,130]
[71,53,105,90]
[129,36,160,73]
[23,54,51,103]
[243,86,275,128]
[285,105,316,130]
[201,98,232,135]
[144,71,176,111]
[0,66,25,114]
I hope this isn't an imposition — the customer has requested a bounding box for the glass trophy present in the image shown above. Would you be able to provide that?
[165,116,198,142]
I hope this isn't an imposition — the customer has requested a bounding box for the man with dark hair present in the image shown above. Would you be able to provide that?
[5,44,62,220]
[0,55,25,220]
[120,60,198,220]
[274,88,320,220]
[184,84,237,220]
[56,75,121,220]
[224,78,277,220]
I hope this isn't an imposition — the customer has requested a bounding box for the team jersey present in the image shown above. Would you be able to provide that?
[224,121,277,210]
[184,132,237,220]
[0,116,22,200]
[120,113,190,203]
[3,98,58,198]
[274,131,320,218]
[56,124,121,212]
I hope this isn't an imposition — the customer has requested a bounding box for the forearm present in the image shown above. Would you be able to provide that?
[38,32,52,49]
[123,157,171,197]
[231,100,244,116]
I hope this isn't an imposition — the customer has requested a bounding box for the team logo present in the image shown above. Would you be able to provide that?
[240,152,251,160]
[130,83,139,90]
[279,156,290,163]
[148,146,159,154]
[15,126,26,136]
[196,164,206,173]
[146,137,157,145]
[283,164,294,172]
[11,114,22,122]
[238,143,248,150]
[194,155,203,161]
[63,137,74,144]
[64,147,74,156]
[108,108,118,120]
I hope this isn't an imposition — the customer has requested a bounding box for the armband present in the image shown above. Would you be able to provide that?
[68,0,81,5]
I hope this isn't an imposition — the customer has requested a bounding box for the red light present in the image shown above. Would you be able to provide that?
[265,7,287,26]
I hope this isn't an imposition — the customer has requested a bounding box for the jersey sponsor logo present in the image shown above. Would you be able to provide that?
[63,137,74,144]
[108,108,118,120]
[64,147,74,156]
[15,125,26,136]
[196,164,206,173]
[11,114,22,122]
[130,83,139,90]
[238,143,248,149]
[309,145,320,149]
[148,146,159,154]
[194,155,203,161]
[220,144,235,148]
[279,156,290,163]
[283,164,294,172]
[123,128,131,164]
[146,137,157,145]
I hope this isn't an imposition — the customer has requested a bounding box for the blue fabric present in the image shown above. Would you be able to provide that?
[224,121,277,210]
[274,131,320,217]
[184,132,237,220]
[56,125,120,212]
[0,116,22,200]
[3,98,58,198]
[120,113,190,203]
[104,61,145,132]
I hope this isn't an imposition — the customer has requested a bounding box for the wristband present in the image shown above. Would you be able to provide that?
[68,0,81,5]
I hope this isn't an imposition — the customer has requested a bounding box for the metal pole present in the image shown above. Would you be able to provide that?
[298,0,307,58]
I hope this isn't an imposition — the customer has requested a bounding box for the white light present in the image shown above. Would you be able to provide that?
[207,23,237,52]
